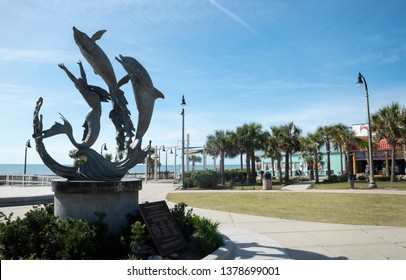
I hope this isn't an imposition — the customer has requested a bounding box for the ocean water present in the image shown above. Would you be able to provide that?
[0,163,243,176]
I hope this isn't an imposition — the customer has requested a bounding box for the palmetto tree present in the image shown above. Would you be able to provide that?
[330,123,349,175]
[316,125,336,181]
[236,123,266,184]
[371,102,406,182]
[280,122,302,183]
[305,132,324,184]
[268,123,302,183]
[332,125,364,179]
[269,125,285,183]
[189,155,202,171]
[206,129,234,185]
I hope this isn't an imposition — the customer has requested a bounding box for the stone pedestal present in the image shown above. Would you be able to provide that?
[52,179,142,234]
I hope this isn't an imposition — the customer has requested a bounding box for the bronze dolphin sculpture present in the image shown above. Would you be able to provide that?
[72,27,134,151]
[115,55,165,146]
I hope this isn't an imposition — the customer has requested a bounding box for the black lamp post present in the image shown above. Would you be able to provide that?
[24,139,31,175]
[181,95,186,187]
[357,72,377,188]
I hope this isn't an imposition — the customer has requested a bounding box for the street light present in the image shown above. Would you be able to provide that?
[158,145,165,179]
[181,95,186,187]
[165,149,172,173]
[357,72,377,188]
[24,139,31,175]
[100,143,107,156]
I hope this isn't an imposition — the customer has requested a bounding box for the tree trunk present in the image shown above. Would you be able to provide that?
[240,153,244,170]
[271,158,275,177]
[250,150,256,184]
[326,141,331,181]
[284,152,290,183]
[314,148,319,184]
[339,145,343,175]
[391,145,396,182]
[220,150,225,185]
[277,159,283,184]
[245,154,250,185]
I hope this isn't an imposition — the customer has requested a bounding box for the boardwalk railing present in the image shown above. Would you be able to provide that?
[0,171,178,187]
[0,175,62,187]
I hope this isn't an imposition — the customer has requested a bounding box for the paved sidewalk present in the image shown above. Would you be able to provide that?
[1,181,406,260]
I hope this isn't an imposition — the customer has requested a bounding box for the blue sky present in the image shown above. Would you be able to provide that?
[1,0,405,165]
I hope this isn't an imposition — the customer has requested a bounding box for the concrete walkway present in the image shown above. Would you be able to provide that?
[1,181,406,260]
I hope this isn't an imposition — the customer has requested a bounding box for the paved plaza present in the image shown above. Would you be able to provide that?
[1,181,406,259]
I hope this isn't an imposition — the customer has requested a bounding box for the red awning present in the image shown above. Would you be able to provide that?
[377,139,401,150]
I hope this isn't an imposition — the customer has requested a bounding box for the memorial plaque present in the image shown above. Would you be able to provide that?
[139,201,186,256]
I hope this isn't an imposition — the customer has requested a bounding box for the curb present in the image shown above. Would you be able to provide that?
[0,195,54,207]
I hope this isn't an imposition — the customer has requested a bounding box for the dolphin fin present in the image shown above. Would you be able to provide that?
[153,88,165,99]
[117,74,130,88]
[91,30,107,41]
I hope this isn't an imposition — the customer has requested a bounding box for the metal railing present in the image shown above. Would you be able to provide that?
[0,175,62,187]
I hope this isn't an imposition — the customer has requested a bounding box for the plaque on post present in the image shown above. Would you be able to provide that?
[139,201,186,256]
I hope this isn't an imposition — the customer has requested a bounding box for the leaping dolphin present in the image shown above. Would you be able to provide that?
[115,55,165,144]
[72,27,134,150]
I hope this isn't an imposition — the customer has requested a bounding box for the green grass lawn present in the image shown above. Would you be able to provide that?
[313,180,406,190]
[167,192,406,227]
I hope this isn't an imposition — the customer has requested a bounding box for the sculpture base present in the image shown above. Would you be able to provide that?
[52,179,142,234]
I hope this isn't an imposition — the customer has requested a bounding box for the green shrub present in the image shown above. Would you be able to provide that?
[184,170,221,188]
[58,218,98,259]
[170,202,195,240]
[224,169,247,184]
[192,215,224,256]
[0,204,62,259]
[374,176,391,182]
[129,221,152,253]
[0,203,223,260]
[0,205,106,260]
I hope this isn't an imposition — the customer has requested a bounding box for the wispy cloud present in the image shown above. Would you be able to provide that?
[208,0,265,41]
[0,48,75,63]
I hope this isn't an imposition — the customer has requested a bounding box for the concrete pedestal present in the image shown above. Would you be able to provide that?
[52,179,142,234]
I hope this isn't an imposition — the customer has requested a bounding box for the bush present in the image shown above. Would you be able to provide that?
[192,215,224,256]
[184,170,221,188]
[0,203,223,260]
[170,202,195,241]
[224,169,247,184]
[0,205,104,259]
[374,176,391,182]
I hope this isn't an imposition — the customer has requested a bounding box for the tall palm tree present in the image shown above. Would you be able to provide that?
[236,123,266,184]
[316,125,336,181]
[335,126,365,180]
[371,102,406,182]
[268,123,302,183]
[299,136,315,180]
[189,155,202,171]
[227,130,243,169]
[206,129,234,185]
[330,123,349,175]
[269,125,285,183]
[306,132,324,184]
[280,122,302,183]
